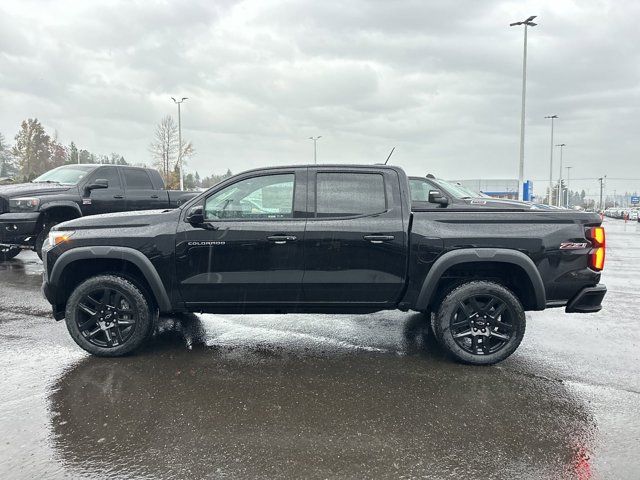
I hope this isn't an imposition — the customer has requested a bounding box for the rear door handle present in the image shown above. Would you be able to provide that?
[363,235,395,244]
[150,195,159,199]
[113,195,124,199]
[267,235,297,245]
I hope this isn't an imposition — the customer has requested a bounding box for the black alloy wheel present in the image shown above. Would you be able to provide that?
[432,281,526,365]
[75,287,138,348]
[65,274,155,356]
[449,294,513,356]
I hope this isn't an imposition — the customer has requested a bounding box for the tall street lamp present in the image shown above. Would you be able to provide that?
[565,166,573,207]
[171,96,188,191]
[309,136,322,164]
[545,115,558,204]
[555,143,566,207]
[510,15,538,200]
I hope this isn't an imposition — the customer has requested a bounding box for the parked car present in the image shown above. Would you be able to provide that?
[0,164,197,260]
[41,164,607,365]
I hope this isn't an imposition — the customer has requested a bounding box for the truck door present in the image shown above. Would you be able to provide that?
[175,168,307,307]
[122,168,160,211]
[81,166,125,215]
[302,168,408,306]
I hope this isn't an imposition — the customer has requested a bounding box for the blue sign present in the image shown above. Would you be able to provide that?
[523,180,533,202]
[631,196,640,205]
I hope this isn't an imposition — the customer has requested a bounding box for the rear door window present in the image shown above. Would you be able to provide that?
[315,172,386,218]
[123,169,154,190]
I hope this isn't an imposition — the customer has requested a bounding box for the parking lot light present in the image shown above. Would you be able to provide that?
[511,15,538,201]
[556,143,566,207]
[545,115,558,204]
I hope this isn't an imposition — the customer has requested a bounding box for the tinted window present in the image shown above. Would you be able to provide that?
[204,174,294,220]
[123,169,153,189]
[91,167,121,190]
[316,172,386,218]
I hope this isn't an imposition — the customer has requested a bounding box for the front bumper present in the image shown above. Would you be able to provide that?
[565,284,607,313]
[0,212,40,247]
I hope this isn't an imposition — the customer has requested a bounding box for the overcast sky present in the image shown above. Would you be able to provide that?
[1,0,638,197]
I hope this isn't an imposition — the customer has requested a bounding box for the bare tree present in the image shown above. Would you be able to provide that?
[149,115,179,178]
[149,115,195,187]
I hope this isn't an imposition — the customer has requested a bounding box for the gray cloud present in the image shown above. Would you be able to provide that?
[0,0,638,198]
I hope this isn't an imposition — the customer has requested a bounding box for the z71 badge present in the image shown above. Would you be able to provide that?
[559,242,588,250]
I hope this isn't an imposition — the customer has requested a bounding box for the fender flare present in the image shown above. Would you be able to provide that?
[415,248,546,311]
[50,246,172,312]
[40,201,82,219]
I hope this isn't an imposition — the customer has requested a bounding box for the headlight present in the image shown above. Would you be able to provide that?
[9,197,40,212]
[48,230,75,246]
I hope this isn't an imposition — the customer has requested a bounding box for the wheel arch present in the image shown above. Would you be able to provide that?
[50,247,173,313]
[415,248,546,312]
[37,202,82,230]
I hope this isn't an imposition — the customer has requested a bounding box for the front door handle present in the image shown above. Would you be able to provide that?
[267,235,297,245]
[363,234,395,244]
[150,195,159,199]
[113,195,124,199]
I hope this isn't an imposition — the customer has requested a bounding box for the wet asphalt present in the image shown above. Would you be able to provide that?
[0,219,639,479]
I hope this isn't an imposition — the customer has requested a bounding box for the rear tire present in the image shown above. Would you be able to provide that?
[65,274,156,356]
[0,246,21,261]
[432,280,526,365]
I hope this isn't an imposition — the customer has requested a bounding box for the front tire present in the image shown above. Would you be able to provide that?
[35,221,58,260]
[432,281,526,365]
[65,274,155,356]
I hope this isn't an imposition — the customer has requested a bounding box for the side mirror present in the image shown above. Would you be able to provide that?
[85,179,109,195]
[186,205,205,225]
[428,190,449,206]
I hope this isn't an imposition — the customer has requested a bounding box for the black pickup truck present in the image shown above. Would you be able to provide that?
[41,164,607,364]
[0,164,196,260]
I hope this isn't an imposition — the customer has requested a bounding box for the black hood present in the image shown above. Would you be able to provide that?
[0,182,74,198]
[54,209,180,230]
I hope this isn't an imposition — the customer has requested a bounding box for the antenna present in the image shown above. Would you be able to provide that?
[384,147,396,165]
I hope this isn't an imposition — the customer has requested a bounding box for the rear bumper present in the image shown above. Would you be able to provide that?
[565,284,607,313]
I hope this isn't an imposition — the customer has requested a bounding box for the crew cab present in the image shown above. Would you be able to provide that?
[41,165,607,364]
[0,164,196,260]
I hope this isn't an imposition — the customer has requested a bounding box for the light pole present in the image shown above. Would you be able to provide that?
[510,15,537,200]
[565,166,572,207]
[555,143,565,207]
[309,136,322,164]
[171,97,188,190]
[545,115,558,204]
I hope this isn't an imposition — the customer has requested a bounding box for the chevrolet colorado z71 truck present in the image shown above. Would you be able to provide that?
[0,164,196,260]
[41,165,607,364]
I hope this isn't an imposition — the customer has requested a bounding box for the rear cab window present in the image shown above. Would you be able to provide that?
[123,169,154,189]
[315,172,386,218]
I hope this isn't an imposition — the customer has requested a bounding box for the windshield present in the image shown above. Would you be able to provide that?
[32,165,95,185]
[434,179,480,199]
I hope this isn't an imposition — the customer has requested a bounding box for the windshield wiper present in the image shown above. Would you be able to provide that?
[32,180,60,184]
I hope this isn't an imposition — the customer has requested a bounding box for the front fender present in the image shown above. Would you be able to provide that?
[40,201,82,217]
[414,248,546,311]
[48,246,172,312]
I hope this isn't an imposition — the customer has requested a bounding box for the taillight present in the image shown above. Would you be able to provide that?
[587,226,606,271]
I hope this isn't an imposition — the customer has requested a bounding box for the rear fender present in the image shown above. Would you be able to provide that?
[415,248,546,311]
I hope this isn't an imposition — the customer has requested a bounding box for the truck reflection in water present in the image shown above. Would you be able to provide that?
[49,314,595,479]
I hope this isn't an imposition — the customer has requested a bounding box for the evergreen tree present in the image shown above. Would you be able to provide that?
[68,142,79,164]
[12,118,51,180]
